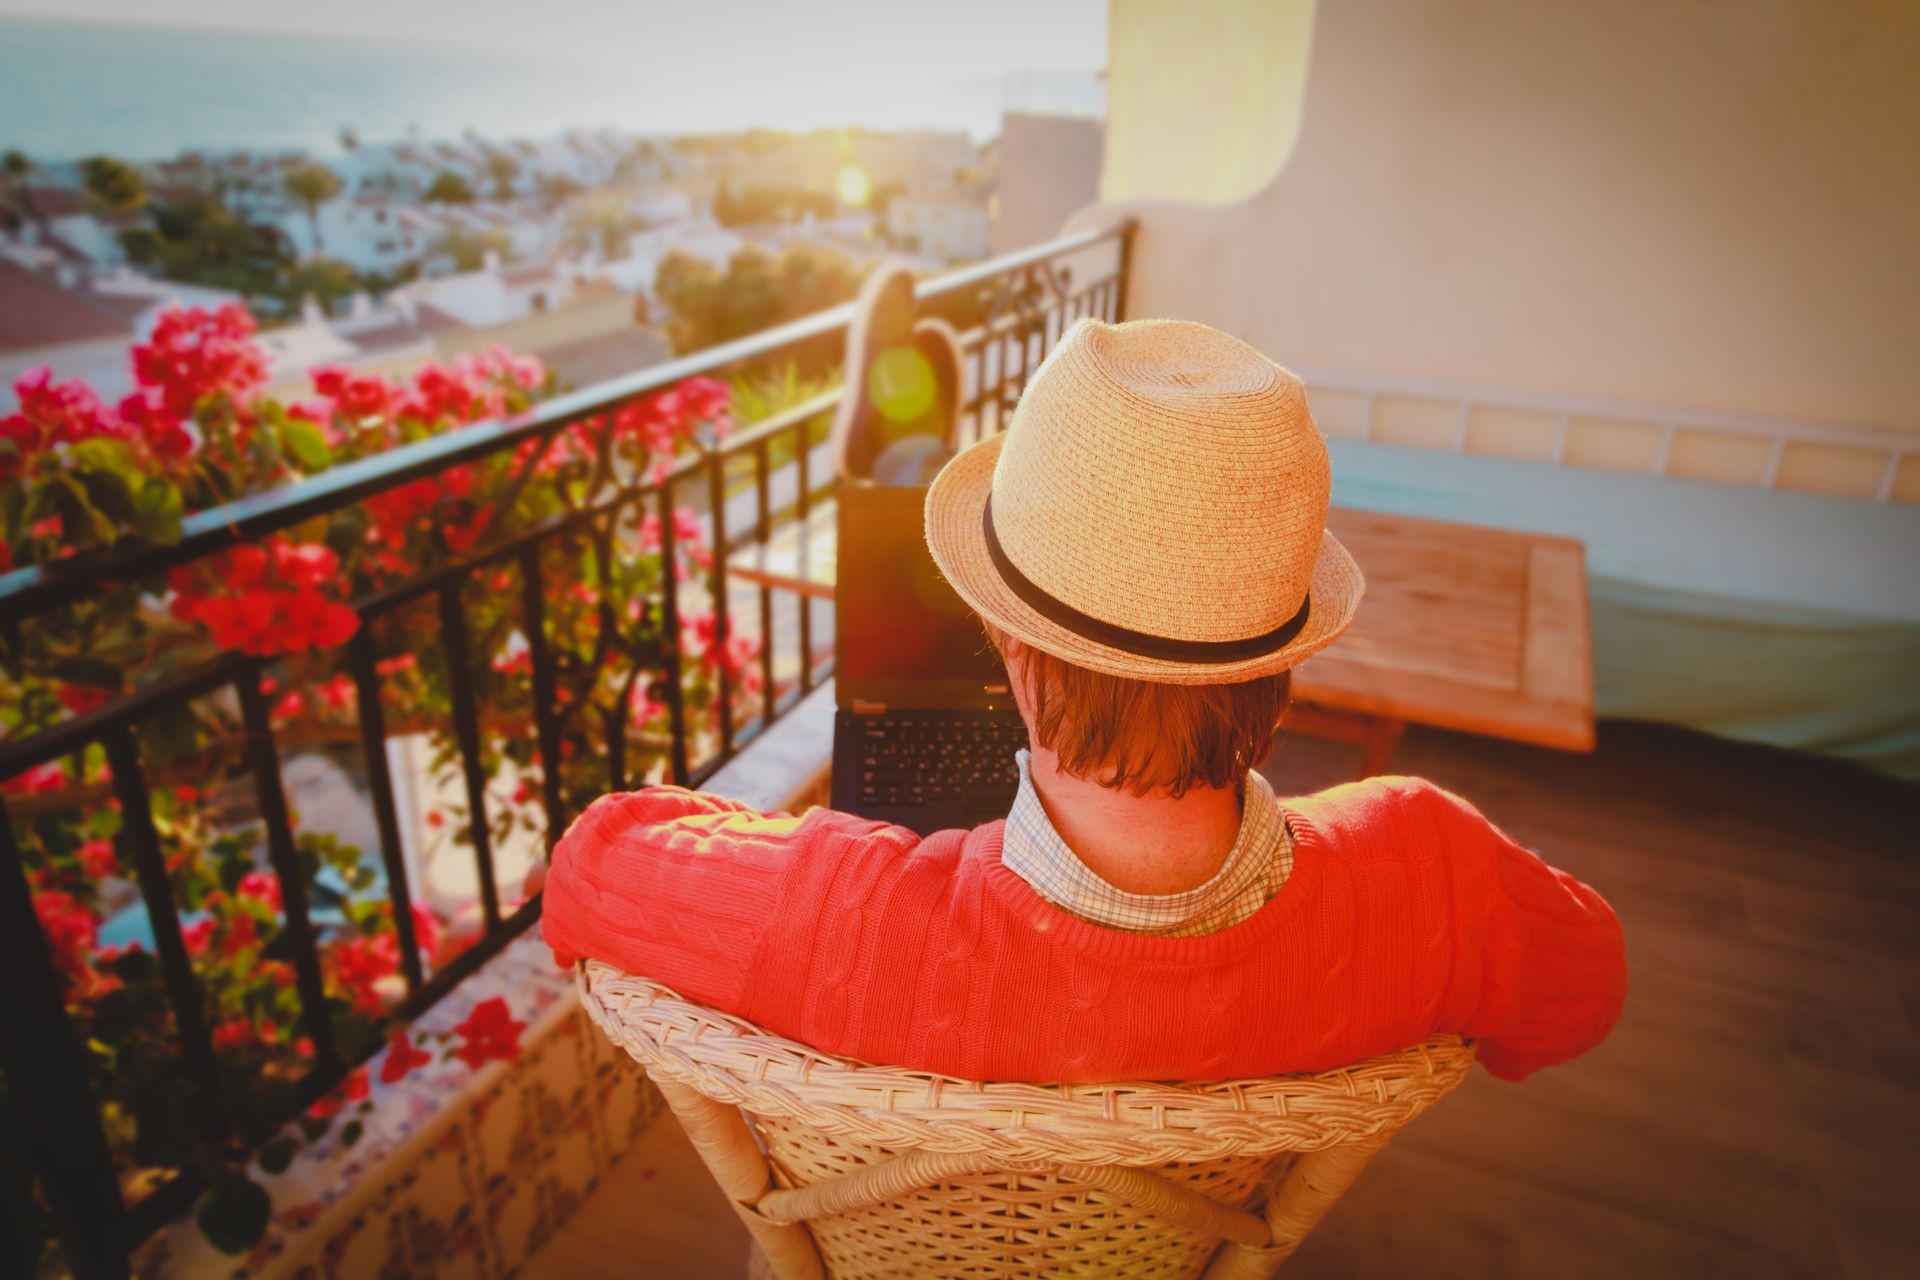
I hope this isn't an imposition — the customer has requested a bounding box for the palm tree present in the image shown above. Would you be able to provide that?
[282,162,343,254]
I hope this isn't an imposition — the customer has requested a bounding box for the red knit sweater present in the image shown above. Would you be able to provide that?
[543,776,1625,1083]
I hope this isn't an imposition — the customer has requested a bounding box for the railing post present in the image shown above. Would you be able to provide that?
[0,803,130,1280]
[656,483,693,784]
[1114,220,1136,323]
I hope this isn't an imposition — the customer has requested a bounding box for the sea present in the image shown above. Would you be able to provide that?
[0,14,1099,164]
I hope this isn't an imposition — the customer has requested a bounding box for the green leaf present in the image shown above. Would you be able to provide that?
[195,1169,272,1255]
[33,471,116,546]
[277,417,332,472]
[70,437,141,485]
[340,1120,364,1149]
[298,1115,331,1144]
[133,478,185,544]
[75,466,136,525]
[0,479,24,542]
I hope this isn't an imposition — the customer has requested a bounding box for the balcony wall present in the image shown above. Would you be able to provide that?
[1091,0,1920,453]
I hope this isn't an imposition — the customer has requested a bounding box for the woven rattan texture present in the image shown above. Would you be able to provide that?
[757,1119,1287,1280]
[580,963,1473,1277]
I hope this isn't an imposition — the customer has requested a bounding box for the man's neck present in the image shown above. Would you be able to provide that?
[1023,746,1244,895]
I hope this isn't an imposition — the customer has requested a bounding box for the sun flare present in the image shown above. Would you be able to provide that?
[836,163,872,207]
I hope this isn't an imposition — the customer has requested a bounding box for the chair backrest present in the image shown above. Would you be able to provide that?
[579,961,1473,1280]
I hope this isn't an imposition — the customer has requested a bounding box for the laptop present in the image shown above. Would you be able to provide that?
[830,482,1028,835]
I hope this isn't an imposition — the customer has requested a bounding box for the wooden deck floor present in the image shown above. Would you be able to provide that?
[534,722,1918,1279]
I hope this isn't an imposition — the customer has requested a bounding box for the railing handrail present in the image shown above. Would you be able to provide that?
[0,221,1134,622]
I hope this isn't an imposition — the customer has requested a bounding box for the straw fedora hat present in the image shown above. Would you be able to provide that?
[924,318,1362,685]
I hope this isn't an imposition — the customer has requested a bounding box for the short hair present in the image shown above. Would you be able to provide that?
[982,622,1293,798]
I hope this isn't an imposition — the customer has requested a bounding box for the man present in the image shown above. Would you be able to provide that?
[543,319,1625,1083]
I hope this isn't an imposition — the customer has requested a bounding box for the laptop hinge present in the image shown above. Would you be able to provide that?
[851,699,887,715]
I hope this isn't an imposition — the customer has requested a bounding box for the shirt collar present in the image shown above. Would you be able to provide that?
[1000,749,1284,932]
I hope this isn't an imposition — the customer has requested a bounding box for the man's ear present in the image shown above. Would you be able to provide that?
[994,635,1038,721]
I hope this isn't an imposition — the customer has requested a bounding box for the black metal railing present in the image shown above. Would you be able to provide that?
[0,221,1133,1277]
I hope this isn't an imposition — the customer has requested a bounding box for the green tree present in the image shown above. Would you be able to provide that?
[121,195,289,303]
[282,162,343,253]
[484,151,520,201]
[537,172,582,210]
[428,227,512,272]
[339,125,360,152]
[711,183,837,228]
[425,171,475,205]
[565,196,642,259]
[1,148,38,231]
[284,256,359,310]
[79,155,147,215]
[655,241,863,356]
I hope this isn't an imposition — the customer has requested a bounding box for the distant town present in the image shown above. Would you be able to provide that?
[0,114,1103,410]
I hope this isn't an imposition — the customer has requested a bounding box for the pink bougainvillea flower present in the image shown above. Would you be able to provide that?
[310,364,393,422]
[1,761,67,796]
[32,890,98,981]
[57,683,115,715]
[315,674,357,714]
[409,902,442,958]
[237,870,283,914]
[132,303,269,418]
[75,838,117,881]
[117,386,197,461]
[179,917,216,958]
[326,931,402,1016]
[378,1029,432,1084]
[169,537,360,657]
[211,1019,259,1052]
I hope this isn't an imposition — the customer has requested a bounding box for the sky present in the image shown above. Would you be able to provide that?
[0,0,1107,85]
[0,0,1108,154]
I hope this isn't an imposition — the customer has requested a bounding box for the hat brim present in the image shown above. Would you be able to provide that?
[924,432,1364,685]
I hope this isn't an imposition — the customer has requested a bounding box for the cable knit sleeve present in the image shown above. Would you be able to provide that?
[539,786,810,1010]
[1406,779,1627,1081]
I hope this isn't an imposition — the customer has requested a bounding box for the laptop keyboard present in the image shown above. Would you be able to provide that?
[853,716,1028,811]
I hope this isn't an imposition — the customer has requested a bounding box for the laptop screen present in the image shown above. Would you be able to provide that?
[836,483,1011,710]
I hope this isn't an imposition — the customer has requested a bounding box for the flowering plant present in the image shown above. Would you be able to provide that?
[1,304,764,1259]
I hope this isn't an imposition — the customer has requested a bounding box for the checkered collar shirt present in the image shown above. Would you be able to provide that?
[1000,749,1294,938]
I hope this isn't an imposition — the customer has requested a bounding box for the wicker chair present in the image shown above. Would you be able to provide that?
[579,960,1473,1279]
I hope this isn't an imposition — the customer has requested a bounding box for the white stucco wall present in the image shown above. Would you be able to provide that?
[1080,0,1920,494]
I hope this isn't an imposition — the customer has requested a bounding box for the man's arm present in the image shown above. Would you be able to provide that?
[540,786,809,1010]
[1412,780,1627,1081]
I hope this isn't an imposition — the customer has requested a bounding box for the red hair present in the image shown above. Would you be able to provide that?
[984,623,1292,798]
